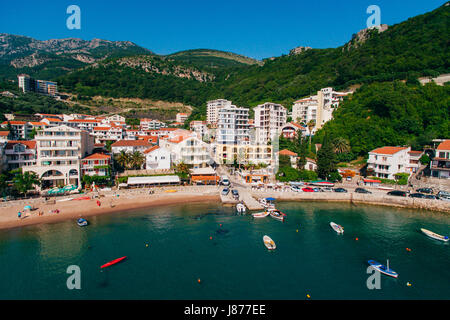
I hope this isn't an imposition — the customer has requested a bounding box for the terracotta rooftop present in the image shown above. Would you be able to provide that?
[82,153,111,160]
[111,140,153,147]
[5,140,36,149]
[279,149,298,156]
[370,146,408,155]
[143,145,160,154]
[437,140,450,151]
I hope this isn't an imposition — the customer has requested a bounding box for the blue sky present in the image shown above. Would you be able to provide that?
[0,0,445,60]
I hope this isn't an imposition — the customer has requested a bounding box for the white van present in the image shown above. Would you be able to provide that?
[221,176,230,186]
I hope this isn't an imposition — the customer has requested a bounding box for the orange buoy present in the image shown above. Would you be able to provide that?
[406,248,411,252]
[197,278,201,284]
[209,236,212,240]
[355,237,359,241]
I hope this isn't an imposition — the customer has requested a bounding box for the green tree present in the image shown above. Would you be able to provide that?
[332,137,351,154]
[115,151,130,170]
[13,171,41,196]
[297,137,307,170]
[316,135,337,180]
[130,151,145,170]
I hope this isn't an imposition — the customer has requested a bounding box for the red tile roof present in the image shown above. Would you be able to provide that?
[5,140,36,149]
[143,145,160,154]
[370,146,408,155]
[437,140,450,151]
[111,140,153,147]
[68,119,100,123]
[93,127,111,131]
[279,149,298,156]
[43,118,62,122]
[2,121,27,125]
[28,122,47,126]
[0,131,9,136]
[82,153,111,160]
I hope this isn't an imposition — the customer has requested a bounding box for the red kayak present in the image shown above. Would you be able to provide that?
[100,256,127,269]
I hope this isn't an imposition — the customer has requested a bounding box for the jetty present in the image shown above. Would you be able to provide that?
[237,187,264,210]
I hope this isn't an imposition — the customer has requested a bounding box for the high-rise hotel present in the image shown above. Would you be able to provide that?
[18,74,58,96]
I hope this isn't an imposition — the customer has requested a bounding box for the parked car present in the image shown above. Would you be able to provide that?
[334,188,348,193]
[321,187,333,192]
[221,188,230,196]
[416,187,433,194]
[436,190,450,200]
[290,186,302,192]
[387,190,407,197]
[355,188,372,194]
[346,176,352,181]
[221,176,230,186]
[231,189,239,199]
[312,187,322,192]
[409,193,426,198]
[302,187,315,192]
[424,194,436,200]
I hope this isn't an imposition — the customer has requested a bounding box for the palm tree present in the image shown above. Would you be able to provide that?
[332,137,351,154]
[307,120,316,148]
[115,151,130,170]
[130,151,145,170]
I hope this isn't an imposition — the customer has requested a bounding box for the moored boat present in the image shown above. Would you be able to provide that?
[236,203,246,214]
[100,256,127,269]
[268,209,286,222]
[420,228,449,242]
[77,218,88,227]
[330,222,344,234]
[263,235,276,250]
[368,260,398,278]
[252,211,270,218]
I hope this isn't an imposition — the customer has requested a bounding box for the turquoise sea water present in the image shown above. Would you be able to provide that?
[0,201,449,300]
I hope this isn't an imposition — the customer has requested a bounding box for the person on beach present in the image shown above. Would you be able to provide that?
[18,211,22,219]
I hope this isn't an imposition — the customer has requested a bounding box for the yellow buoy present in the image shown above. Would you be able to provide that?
[306,294,311,299]
[296,229,299,232]
[146,244,149,247]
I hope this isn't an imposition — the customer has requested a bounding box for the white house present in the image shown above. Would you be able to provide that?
[144,146,171,170]
[111,140,154,154]
[367,146,411,179]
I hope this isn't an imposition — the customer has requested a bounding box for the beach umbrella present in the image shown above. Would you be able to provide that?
[24,205,32,210]
[266,197,276,201]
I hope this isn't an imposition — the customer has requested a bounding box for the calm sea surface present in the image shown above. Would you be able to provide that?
[0,201,449,300]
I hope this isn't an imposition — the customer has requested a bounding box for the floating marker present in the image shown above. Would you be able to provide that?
[306,294,311,299]
[197,279,201,284]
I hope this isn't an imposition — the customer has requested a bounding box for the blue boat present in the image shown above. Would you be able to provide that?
[368,260,398,278]
[77,218,88,227]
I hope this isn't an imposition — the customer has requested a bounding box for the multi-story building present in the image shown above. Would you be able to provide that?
[367,146,411,179]
[217,105,250,145]
[431,140,450,179]
[140,118,167,130]
[281,122,307,139]
[162,135,211,168]
[81,153,112,177]
[407,150,424,174]
[254,102,287,144]
[215,144,272,166]
[190,121,208,140]
[4,141,37,170]
[207,99,232,125]
[0,121,28,139]
[176,113,189,124]
[292,87,351,133]
[23,125,94,189]
[67,119,101,132]
[18,74,58,96]
[144,146,171,170]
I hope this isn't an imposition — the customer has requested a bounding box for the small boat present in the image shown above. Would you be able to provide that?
[330,222,344,234]
[252,211,270,218]
[100,256,127,269]
[420,228,449,242]
[236,203,246,214]
[378,186,394,191]
[263,235,276,250]
[77,218,88,227]
[368,260,398,278]
[269,209,286,222]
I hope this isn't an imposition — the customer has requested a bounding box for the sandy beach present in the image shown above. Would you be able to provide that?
[0,186,220,231]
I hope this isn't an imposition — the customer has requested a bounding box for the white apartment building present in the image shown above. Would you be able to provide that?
[144,146,171,170]
[23,125,94,189]
[207,99,232,125]
[215,144,273,166]
[292,87,351,133]
[140,118,167,130]
[217,105,250,145]
[4,141,37,170]
[431,140,450,179]
[110,140,154,154]
[92,126,124,144]
[190,121,208,140]
[161,135,211,168]
[1,121,29,139]
[176,113,189,123]
[254,102,287,144]
[367,146,411,179]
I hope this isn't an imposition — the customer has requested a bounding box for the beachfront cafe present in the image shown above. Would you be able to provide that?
[241,170,269,184]
[189,167,219,185]
[123,175,181,189]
